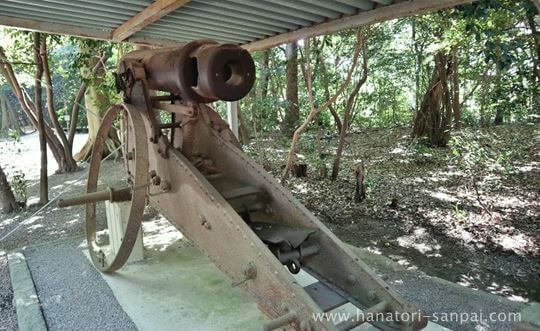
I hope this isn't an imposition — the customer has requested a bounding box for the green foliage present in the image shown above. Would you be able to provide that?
[0,126,22,140]
[72,38,121,116]
[0,0,537,149]
[459,0,536,68]
[10,170,27,205]
[407,139,437,165]
[237,0,538,141]
[50,42,83,117]
[449,136,491,171]
[448,133,522,176]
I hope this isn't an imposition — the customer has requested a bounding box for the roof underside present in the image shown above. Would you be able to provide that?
[132,0,398,44]
[0,0,475,51]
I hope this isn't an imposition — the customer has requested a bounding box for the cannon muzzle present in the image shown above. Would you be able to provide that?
[119,40,255,103]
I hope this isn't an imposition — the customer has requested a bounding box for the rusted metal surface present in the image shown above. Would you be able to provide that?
[117,40,255,103]
[85,104,149,273]
[57,187,131,208]
[61,41,428,330]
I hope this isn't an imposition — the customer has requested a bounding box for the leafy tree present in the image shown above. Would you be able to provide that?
[72,39,119,161]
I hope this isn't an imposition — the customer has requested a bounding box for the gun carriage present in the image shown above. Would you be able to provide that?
[59,40,427,331]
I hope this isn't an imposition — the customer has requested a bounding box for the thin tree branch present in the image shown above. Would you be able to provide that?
[281,30,363,183]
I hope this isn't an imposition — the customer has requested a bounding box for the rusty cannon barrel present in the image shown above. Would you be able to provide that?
[118,40,255,103]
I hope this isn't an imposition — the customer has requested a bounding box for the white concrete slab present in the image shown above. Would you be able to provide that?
[88,216,452,330]
[105,201,144,264]
[90,216,266,330]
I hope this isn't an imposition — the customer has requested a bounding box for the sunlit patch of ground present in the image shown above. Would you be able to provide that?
[0,132,88,180]
[0,154,125,252]
[247,124,540,302]
[142,213,184,252]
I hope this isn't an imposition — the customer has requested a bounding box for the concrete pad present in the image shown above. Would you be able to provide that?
[7,251,47,331]
[94,216,267,330]
[519,303,540,329]
[92,216,451,330]
[105,201,144,264]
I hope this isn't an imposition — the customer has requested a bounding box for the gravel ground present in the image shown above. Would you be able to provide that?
[0,157,125,331]
[0,160,126,252]
[23,238,136,330]
[15,221,526,331]
[0,251,17,331]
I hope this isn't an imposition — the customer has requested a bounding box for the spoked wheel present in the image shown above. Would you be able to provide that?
[86,104,148,273]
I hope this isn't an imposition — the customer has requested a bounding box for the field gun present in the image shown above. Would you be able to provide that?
[59,40,428,331]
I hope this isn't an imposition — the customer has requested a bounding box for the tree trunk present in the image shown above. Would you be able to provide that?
[40,37,78,172]
[526,12,540,115]
[68,82,86,146]
[291,163,308,178]
[321,59,343,133]
[412,19,425,113]
[494,108,504,125]
[75,52,113,161]
[258,49,270,99]
[281,42,299,136]
[6,97,22,135]
[493,67,504,125]
[0,95,9,132]
[411,52,454,147]
[0,94,22,134]
[0,46,66,170]
[331,79,362,180]
[354,161,366,203]
[34,32,48,204]
[527,13,540,82]
[331,34,368,180]
[237,102,249,144]
[532,0,540,13]
[451,48,461,130]
[68,53,109,147]
[0,165,18,213]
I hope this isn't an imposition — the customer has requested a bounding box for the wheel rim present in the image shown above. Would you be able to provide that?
[85,104,148,273]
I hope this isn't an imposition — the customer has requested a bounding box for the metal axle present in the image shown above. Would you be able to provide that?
[57,187,132,208]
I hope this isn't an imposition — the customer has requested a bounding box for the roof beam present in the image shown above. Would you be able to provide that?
[112,0,191,41]
[243,0,476,52]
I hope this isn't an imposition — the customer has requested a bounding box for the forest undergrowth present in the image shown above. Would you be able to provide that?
[246,124,540,302]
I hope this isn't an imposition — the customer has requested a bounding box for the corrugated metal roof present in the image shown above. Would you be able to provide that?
[0,0,396,45]
[0,0,150,32]
[131,0,396,44]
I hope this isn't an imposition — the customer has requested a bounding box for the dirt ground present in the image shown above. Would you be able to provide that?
[0,125,538,308]
[246,124,540,302]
